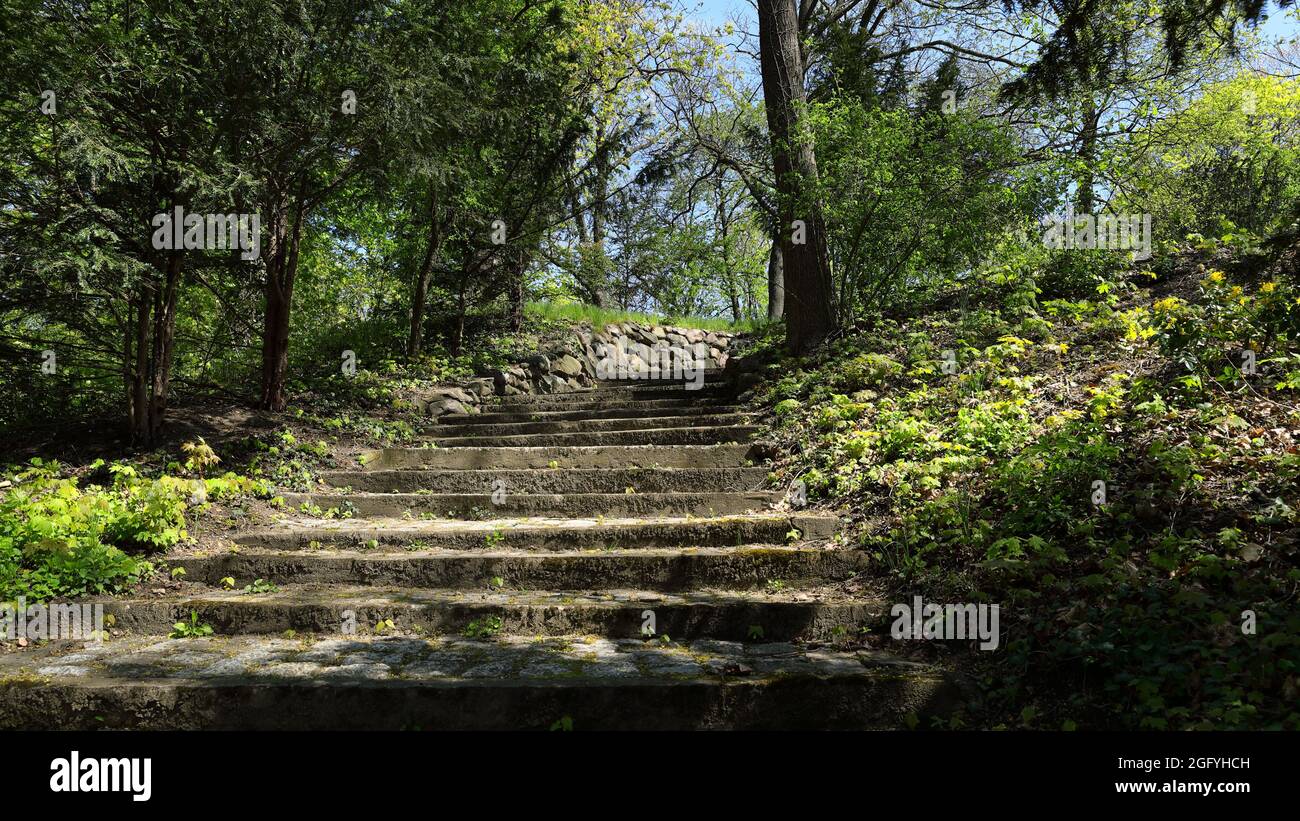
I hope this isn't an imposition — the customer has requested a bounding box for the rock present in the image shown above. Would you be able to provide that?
[553,354,583,377]
[524,353,550,372]
[436,386,476,405]
[429,398,468,417]
[685,328,705,343]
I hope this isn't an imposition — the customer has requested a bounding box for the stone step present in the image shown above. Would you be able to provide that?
[173,544,861,591]
[317,466,770,493]
[92,584,885,642]
[499,381,734,403]
[430,413,752,438]
[282,490,781,518]
[492,391,733,412]
[428,425,760,449]
[364,443,756,470]
[591,372,729,388]
[440,404,744,426]
[235,513,839,552]
[0,634,955,730]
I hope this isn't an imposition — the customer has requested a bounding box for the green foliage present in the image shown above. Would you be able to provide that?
[761,255,1300,729]
[1118,75,1300,244]
[0,449,275,601]
[525,301,753,333]
[463,616,504,639]
[0,460,177,600]
[169,610,214,639]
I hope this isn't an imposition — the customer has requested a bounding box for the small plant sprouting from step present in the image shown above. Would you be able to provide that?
[785,527,802,543]
[489,576,505,590]
[219,577,236,590]
[463,616,503,639]
[170,567,186,579]
[547,460,559,469]
[374,618,397,634]
[549,715,574,732]
[765,579,787,593]
[365,538,379,549]
[170,610,213,639]
[484,527,505,546]
[243,578,279,594]
[747,624,765,640]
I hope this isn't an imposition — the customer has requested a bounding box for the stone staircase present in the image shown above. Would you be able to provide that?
[0,371,957,729]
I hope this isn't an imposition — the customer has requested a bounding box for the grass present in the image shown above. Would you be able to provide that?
[525,301,763,333]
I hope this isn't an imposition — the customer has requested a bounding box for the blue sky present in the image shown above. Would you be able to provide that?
[691,0,752,26]
[684,0,1297,42]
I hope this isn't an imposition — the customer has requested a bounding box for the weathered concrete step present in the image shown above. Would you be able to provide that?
[497,382,734,404]
[492,393,734,413]
[592,372,729,388]
[237,513,839,552]
[365,443,755,470]
[173,545,861,591]
[441,404,744,425]
[430,413,752,438]
[282,490,780,518]
[317,466,770,494]
[429,425,760,449]
[0,635,955,729]
[93,584,886,642]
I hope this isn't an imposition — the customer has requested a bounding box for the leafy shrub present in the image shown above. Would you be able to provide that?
[0,460,168,600]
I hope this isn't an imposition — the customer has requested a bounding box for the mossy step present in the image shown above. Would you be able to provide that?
[317,466,771,494]
[364,443,756,470]
[494,381,734,405]
[0,634,955,730]
[236,513,838,552]
[428,425,759,449]
[91,584,885,642]
[281,490,781,518]
[429,412,752,438]
[490,395,735,413]
[169,544,864,591]
[440,404,743,425]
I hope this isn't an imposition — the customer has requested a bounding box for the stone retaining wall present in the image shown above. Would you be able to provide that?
[411,321,738,417]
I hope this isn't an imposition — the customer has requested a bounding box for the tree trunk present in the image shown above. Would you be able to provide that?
[260,277,292,411]
[129,292,152,443]
[767,239,785,320]
[407,189,441,359]
[260,197,302,412]
[1076,94,1099,213]
[449,288,467,357]
[757,0,836,353]
[145,252,182,441]
[508,246,529,333]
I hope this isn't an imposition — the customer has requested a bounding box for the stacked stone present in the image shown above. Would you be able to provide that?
[409,321,736,418]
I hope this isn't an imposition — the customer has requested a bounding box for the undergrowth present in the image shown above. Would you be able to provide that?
[755,247,1300,729]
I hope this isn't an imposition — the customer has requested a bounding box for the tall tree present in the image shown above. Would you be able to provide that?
[757,0,837,353]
